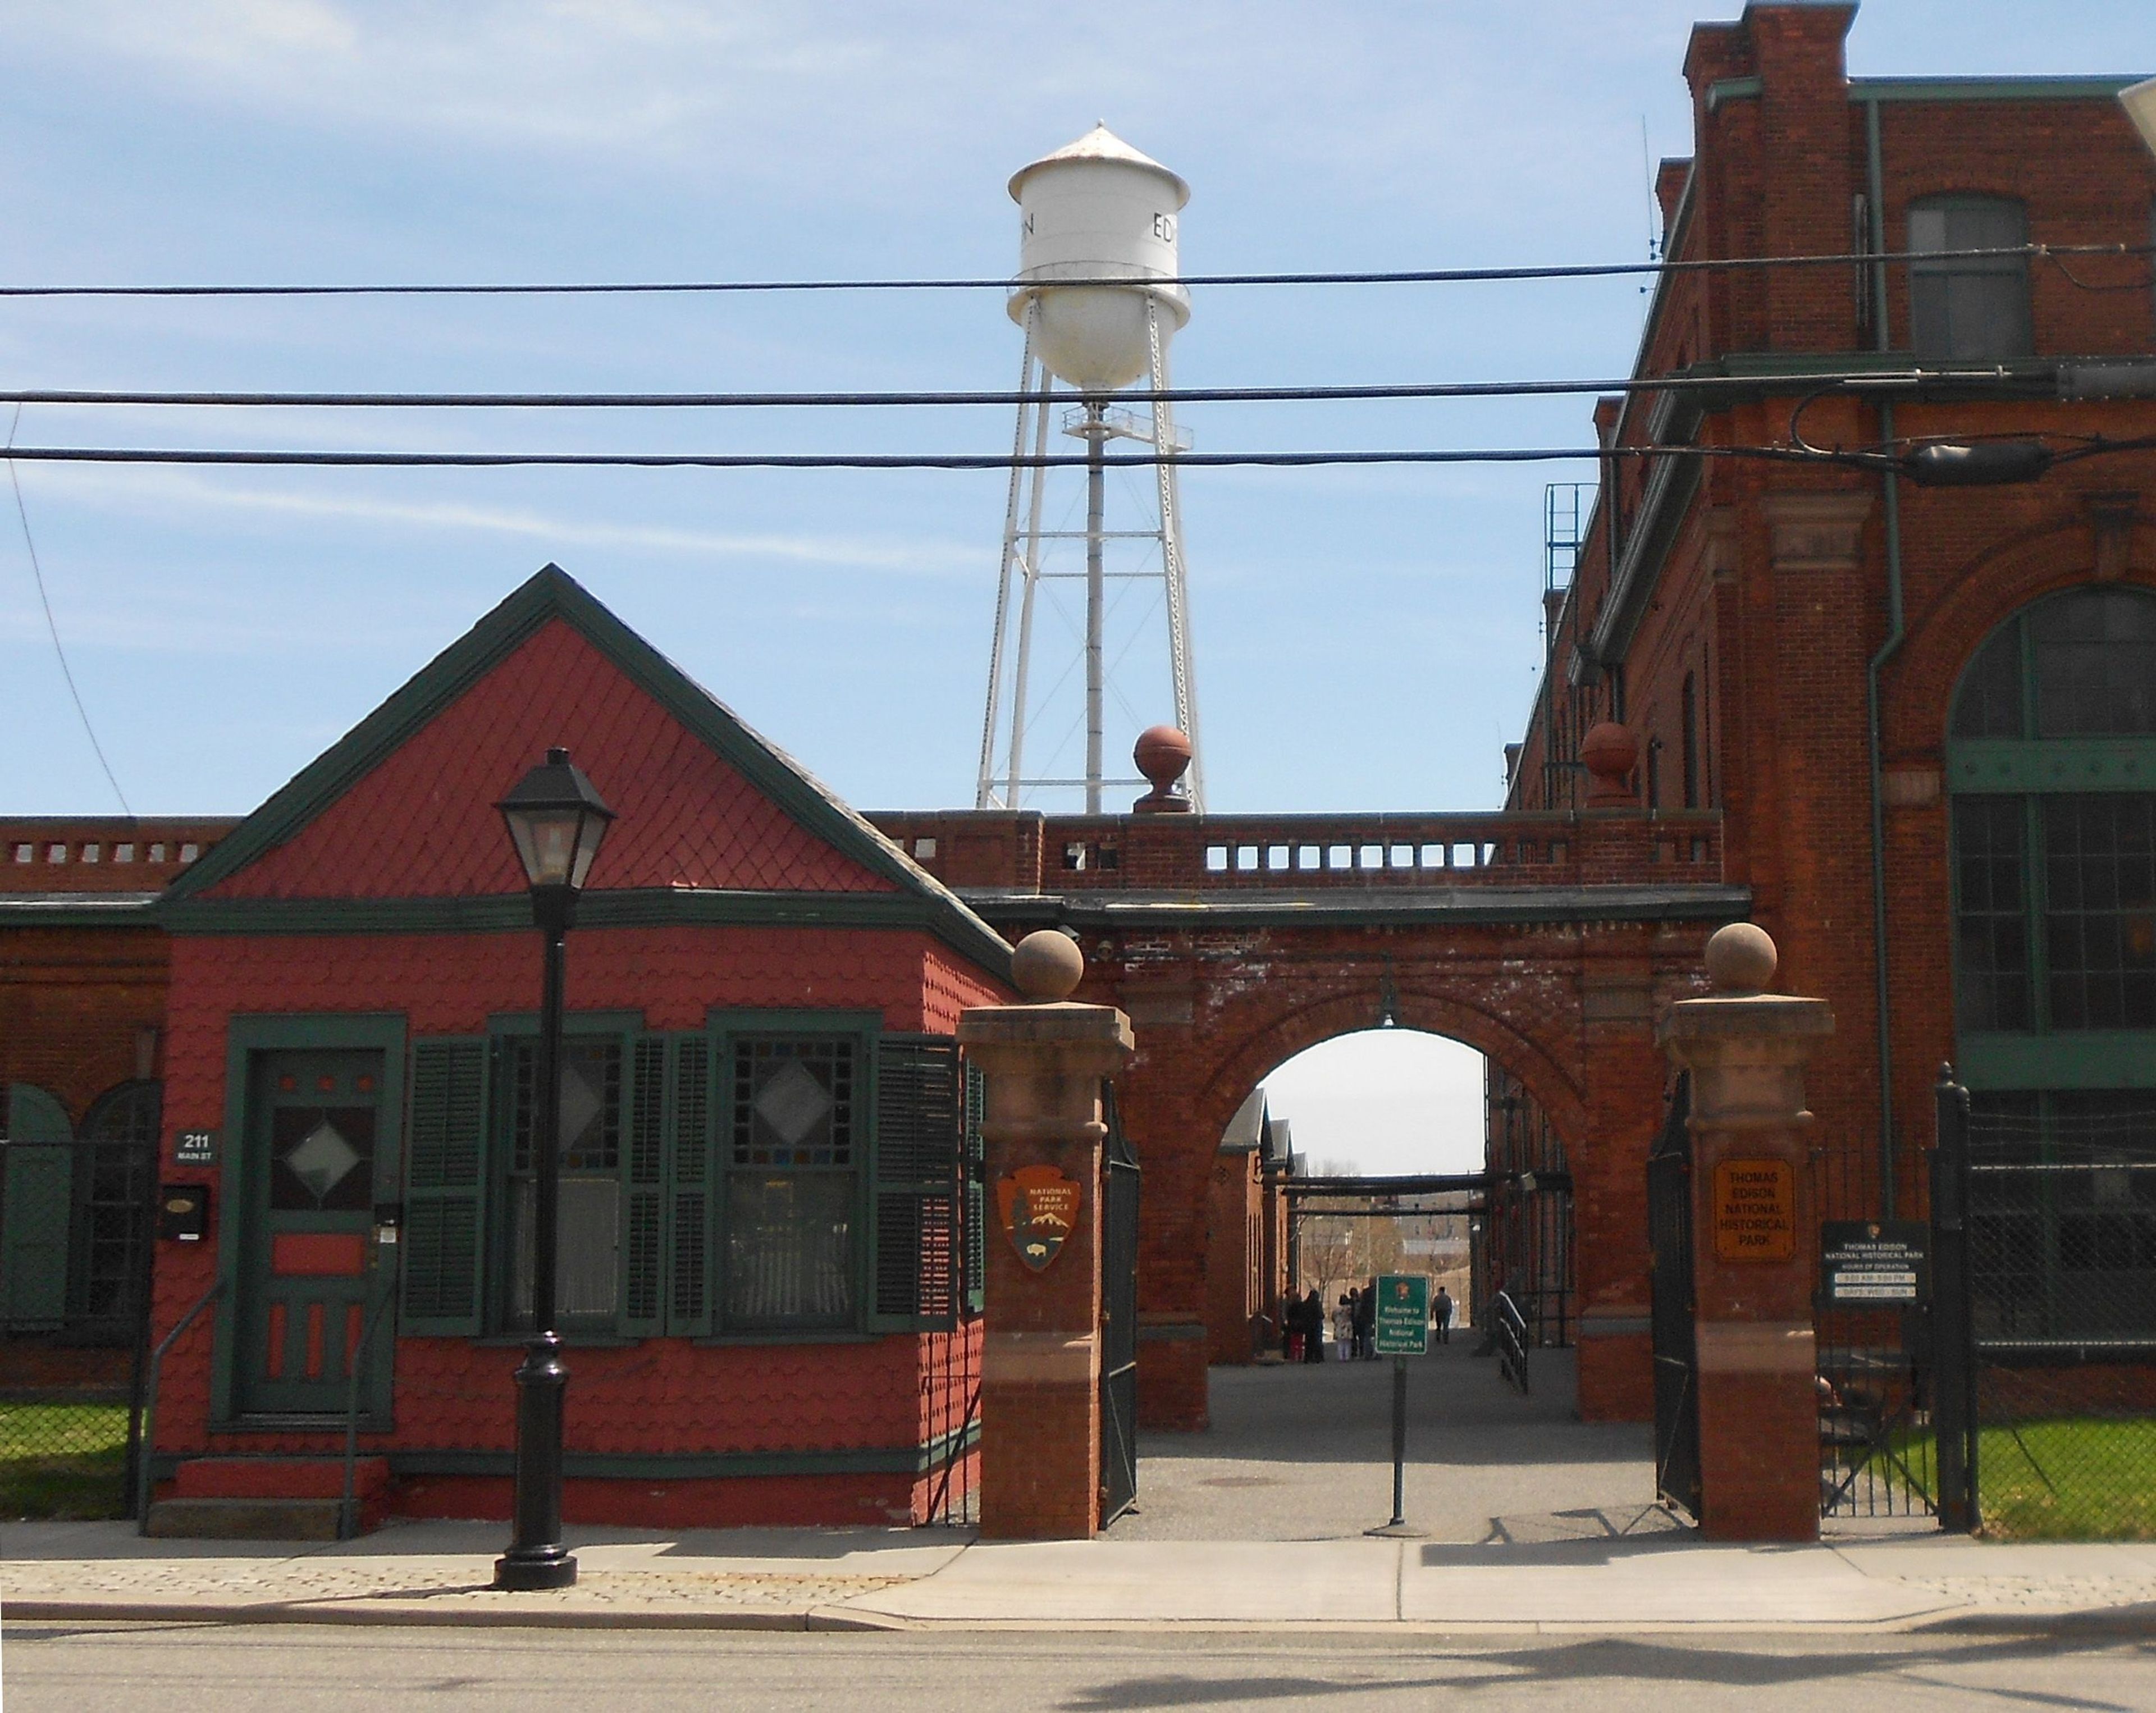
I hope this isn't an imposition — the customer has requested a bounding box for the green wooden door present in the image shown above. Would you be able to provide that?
[234,1050,392,1418]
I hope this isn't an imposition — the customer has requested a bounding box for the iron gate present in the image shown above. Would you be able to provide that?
[1100,1080,1139,1528]
[1647,1072,1701,1519]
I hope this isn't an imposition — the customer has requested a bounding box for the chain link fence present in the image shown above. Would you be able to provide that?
[0,1134,157,1519]
[1955,1089,2156,1539]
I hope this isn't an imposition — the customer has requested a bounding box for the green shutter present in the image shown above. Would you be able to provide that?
[1,1085,75,1328]
[401,1038,489,1335]
[666,1035,713,1336]
[869,1037,961,1331]
[963,1060,986,1315]
[620,1036,667,1336]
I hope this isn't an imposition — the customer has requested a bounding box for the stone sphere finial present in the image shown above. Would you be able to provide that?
[1132,725,1195,814]
[1011,929,1085,1001]
[1705,921,1778,995]
[1579,721,1638,807]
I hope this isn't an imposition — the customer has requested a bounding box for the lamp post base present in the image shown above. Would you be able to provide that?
[494,1546,578,1591]
[494,1331,577,1591]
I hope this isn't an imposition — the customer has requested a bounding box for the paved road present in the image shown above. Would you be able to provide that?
[1120,1338,1663,1541]
[9,1620,2155,1711]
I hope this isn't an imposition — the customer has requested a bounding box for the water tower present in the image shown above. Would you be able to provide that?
[975,125,1204,813]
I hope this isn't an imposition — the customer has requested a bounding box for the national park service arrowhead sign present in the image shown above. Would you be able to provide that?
[997,1164,1082,1272]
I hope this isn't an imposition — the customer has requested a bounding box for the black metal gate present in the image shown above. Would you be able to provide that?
[1100,1080,1139,1528]
[1647,1072,1701,1519]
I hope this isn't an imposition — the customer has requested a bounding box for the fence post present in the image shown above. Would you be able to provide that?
[957,931,1133,1540]
[1657,924,1833,1543]
[1931,1065,1977,1532]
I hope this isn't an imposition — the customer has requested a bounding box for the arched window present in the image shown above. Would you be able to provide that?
[72,1081,161,1326]
[1909,195,2032,362]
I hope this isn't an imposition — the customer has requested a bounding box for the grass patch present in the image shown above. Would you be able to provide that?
[1978,1417,2156,1540]
[0,1403,130,1520]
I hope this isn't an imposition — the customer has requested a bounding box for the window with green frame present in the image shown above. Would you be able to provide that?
[399,1018,976,1342]
[1949,587,2156,1047]
[1949,587,2156,1333]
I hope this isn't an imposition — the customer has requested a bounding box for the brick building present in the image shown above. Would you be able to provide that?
[120,567,1011,1529]
[1506,4,2156,1271]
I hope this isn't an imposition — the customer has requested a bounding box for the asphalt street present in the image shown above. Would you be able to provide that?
[7,1619,2156,1711]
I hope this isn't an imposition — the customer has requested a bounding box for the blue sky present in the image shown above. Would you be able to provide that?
[3,3,2146,1170]
[6,0,2147,826]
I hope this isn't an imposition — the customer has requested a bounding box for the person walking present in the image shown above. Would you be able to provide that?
[1433,1285,1455,1345]
[1332,1293,1354,1361]
[1301,1286,1327,1364]
[1353,1283,1376,1359]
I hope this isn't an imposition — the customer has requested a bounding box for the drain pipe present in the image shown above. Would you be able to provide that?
[1862,97,1906,1217]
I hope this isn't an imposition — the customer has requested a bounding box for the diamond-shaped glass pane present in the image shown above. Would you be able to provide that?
[754,1060,832,1147]
[285,1120,362,1205]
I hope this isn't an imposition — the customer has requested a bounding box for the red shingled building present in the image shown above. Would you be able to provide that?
[132,567,1010,1531]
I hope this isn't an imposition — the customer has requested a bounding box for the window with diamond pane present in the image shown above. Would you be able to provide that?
[724,1034,860,1330]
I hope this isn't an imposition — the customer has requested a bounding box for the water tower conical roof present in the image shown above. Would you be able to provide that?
[1008,124,1189,207]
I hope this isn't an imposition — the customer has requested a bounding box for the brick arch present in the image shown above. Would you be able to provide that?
[1886,510,2155,757]
[1190,983,1588,1161]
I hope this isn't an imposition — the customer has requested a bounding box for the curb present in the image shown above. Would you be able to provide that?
[0,1599,905,1632]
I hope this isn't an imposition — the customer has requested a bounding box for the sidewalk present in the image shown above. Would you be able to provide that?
[8,1518,2156,1633]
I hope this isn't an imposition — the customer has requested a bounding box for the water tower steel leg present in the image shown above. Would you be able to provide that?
[1007,370,1053,806]
[1148,300,1203,810]
[1084,396,1107,816]
[978,322,1040,808]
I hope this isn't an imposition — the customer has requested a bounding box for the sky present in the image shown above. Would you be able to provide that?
[2,2,2147,1160]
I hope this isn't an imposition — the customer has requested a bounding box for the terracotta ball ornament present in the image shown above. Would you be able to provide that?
[1579,721,1639,807]
[1010,929,1085,1002]
[1132,725,1195,813]
[1704,921,1778,996]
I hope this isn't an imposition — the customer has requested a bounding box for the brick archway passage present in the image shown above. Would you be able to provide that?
[871,807,1746,1427]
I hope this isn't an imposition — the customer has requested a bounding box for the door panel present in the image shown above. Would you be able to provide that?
[235,1049,392,1418]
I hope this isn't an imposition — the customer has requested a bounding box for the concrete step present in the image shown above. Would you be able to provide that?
[145,1497,346,1541]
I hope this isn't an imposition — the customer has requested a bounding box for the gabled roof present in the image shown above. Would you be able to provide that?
[164,565,1015,981]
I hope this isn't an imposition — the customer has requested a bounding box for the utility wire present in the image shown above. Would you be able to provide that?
[4,435,2148,474]
[1,242,2145,300]
[4,406,132,814]
[0,364,2084,412]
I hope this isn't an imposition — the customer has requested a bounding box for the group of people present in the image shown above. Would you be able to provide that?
[1280,1282,1454,1362]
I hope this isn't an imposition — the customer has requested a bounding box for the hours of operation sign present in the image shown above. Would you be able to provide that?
[1712,1157,1796,1263]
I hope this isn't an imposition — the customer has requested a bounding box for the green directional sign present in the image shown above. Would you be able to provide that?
[1373,1273,1430,1356]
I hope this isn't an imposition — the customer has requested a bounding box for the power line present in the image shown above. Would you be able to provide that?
[0,364,2089,412]
[4,408,132,814]
[2,434,2145,476]
[0,243,2144,300]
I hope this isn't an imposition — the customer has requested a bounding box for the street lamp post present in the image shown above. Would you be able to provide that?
[493,746,615,1593]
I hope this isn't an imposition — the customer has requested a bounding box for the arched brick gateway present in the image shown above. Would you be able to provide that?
[872,803,1747,1427]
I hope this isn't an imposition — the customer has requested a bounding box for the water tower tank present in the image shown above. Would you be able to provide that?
[1008,125,1190,394]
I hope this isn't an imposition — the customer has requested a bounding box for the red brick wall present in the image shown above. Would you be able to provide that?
[150,924,1001,1485]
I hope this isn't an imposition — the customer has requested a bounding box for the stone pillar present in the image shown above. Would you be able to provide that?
[958,930,1134,1540]
[1658,922,1833,1543]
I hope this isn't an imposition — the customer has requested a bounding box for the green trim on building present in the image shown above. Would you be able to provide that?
[152,1418,980,1484]
[1705,75,1762,112]
[1956,1032,2156,1090]
[161,565,1014,984]
[1947,738,2156,796]
[1849,75,2141,104]
[211,1013,408,1430]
